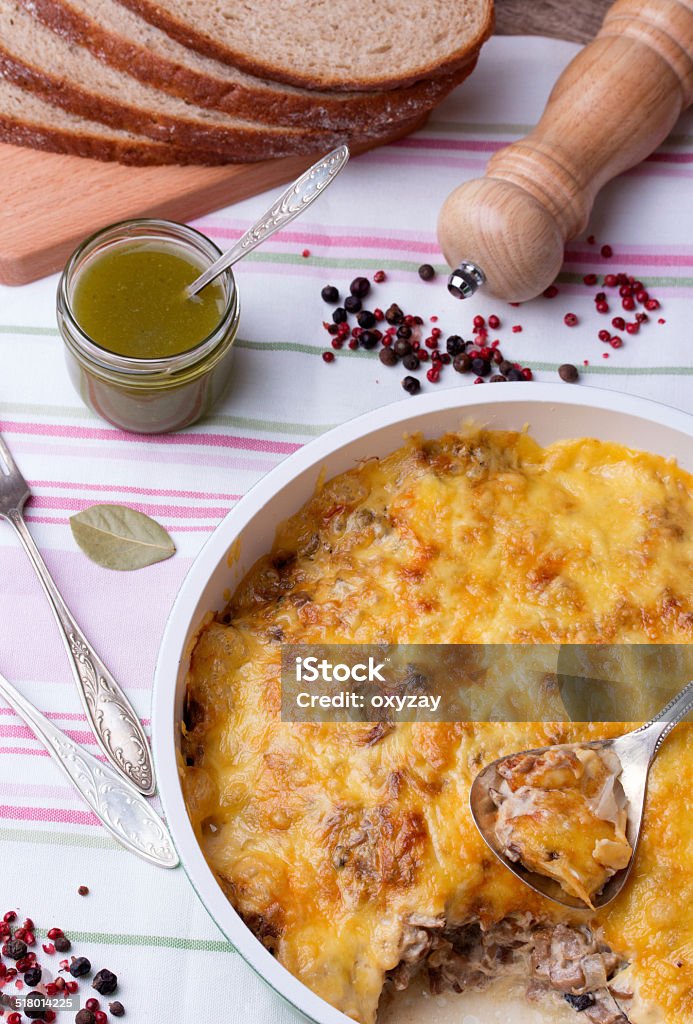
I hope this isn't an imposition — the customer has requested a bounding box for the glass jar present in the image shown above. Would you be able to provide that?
[57,219,239,434]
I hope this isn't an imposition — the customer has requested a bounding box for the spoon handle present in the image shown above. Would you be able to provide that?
[636,678,693,758]
[0,671,178,868]
[186,144,350,296]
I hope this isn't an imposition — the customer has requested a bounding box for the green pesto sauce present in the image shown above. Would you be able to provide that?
[71,241,226,358]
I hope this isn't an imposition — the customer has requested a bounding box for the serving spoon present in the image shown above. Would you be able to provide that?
[470,680,693,910]
[186,144,349,297]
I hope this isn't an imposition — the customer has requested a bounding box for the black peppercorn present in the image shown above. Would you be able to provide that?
[3,938,27,960]
[453,353,472,373]
[359,330,379,350]
[379,347,398,366]
[506,368,524,381]
[499,360,514,375]
[357,310,375,329]
[394,338,412,358]
[558,363,579,383]
[92,968,118,995]
[403,354,420,371]
[401,376,420,395]
[350,276,371,298]
[24,966,42,987]
[332,307,347,324]
[471,357,490,376]
[77,886,89,896]
[344,295,362,314]
[326,323,339,336]
[385,303,404,325]
[69,957,92,978]
[109,1003,125,1018]
[321,285,339,304]
[489,374,508,382]
[54,936,72,953]
[75,1011,96,1024]
[24,992,47,1020]
[396,324,411,340]
[446,335,466,356]
[418,263,435,281]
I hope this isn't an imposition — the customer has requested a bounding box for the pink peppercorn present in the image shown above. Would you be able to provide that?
[625,322,639,335]
[426,368,440,383]
[563,313,578,327]
[598,330,611,342]
[611,337,623,348]
[543,285,559,298]
[596,301,609,313]
[488,314,501,329]
[601,244,613,258]
[622,297,635,311]
[301,249,310,258]
[602,352,610,358]
[322,351,335,363]
[521,368,533,381]
[635,290,649,303]
[645,298,660,311]
[604,274,618,287]
[373,270,386,283]
[611,316,625,330]
[583,274,597,285]
[512,324,522,333]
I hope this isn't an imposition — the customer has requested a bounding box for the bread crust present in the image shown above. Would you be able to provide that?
[0,111,229,164]
[20,0,476,129]
[116,0,494,93]
[0,41,433,161]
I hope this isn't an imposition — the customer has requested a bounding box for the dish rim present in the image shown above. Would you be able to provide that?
[152,381,693,1024]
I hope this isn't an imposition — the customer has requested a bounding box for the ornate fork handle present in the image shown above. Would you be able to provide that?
[7,508,155,796]
[0,672,177,868]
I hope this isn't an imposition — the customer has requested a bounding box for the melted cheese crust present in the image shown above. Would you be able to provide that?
[182,430,693,1024]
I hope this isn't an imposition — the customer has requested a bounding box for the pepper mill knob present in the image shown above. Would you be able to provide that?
[439,0,693,302]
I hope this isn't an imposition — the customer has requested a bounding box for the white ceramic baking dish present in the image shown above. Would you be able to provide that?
[153,382,693,1024]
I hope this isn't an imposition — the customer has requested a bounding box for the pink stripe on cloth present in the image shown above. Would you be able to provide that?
[564,249,693,267]
[12,439,278,474]
[0,804,99,826]
[391,136,693,164]
[0,706,151,726]
[0,420,301,455]
[0,724,99,745]
[30,480,243,501]
[200,226,443,254]
[0,747,49,757]
[27,496,233,519]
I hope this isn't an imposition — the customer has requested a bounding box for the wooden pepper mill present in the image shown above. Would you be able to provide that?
[438,0,693,302]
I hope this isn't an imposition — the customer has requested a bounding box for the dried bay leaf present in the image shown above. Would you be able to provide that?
[69,504,176,571]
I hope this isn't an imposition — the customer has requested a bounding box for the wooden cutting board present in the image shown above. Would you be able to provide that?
[0,0,610,287]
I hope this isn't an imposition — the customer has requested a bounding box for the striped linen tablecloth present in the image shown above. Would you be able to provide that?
[1,34,691,1024]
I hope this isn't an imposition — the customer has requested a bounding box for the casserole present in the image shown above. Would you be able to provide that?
[153,383,693,1024]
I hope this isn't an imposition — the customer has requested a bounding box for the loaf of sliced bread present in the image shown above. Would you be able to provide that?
[117,0,494,92]
[0,0,424,161]
[21,0,476,130]
[0,75,227,163]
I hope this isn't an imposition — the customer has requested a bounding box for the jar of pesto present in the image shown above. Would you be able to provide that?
[57,219,239,434]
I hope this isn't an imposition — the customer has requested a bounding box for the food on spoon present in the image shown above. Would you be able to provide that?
[492,747,633,907]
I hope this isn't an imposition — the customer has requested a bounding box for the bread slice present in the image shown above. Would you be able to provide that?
[0,71,428,166]
[21,0,477,131]
[0,0,425,160]
[116,0,494,92]
[0,76,227,163]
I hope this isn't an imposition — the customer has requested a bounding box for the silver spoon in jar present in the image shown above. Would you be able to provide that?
[185,145,350,297]
[470,680,693,910]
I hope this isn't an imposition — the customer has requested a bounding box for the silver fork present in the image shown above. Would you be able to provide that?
[0,432,155,795]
